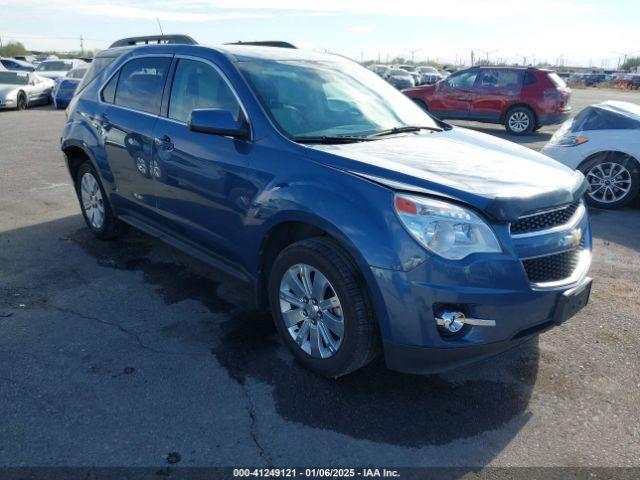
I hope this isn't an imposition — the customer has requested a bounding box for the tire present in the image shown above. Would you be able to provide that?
[578,152,640,209]
[17,92,27,110]
[75,162,126,239]
[268,237,379,378]
[505,106,535,135]
[412,98,429,112]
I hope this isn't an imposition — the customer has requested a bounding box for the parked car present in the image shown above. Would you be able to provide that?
[403,66,572,135]
[12,55,37,65]
[417,66,443,85]
[0,57,35,72]
[53,67,88,109]
[542,101,640,208]
[35,59,87,80]
[369,64,389,77]
[0,71,54,110]
[397,65,421,85]
[384,68,415,89]
[61,36,592,377]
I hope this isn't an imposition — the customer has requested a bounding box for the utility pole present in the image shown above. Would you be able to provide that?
[613,50,639,70]
[405,48,421,63]
[516,53,533,66]
[80,34,84,55]
[479,49,497,64]
[470,50,474,66]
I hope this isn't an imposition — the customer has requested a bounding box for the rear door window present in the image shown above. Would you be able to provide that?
[480,70,520,88]
[114,57,171,115]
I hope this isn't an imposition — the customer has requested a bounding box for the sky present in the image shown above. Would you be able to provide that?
[1,0,638,68]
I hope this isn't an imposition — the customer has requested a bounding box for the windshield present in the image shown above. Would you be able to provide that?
[239,59,437,139]
[67,68,87,79]
[36,61,72,72]
[0,72,29,85]
[419,67,438,74]
[390,69,410,76]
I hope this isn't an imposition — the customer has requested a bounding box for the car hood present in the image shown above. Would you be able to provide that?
[304,127,586,222]
[0,85,19,98]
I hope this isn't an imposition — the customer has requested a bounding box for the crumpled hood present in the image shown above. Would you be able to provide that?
[304,127,586,221]
[0,85,18,99]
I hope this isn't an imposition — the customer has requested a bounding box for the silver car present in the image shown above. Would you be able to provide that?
[0,71,55,110]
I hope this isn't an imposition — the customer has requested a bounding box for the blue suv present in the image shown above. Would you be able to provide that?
[61,36,592,377]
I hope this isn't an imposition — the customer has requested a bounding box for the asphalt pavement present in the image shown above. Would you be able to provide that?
[0,89,639,469]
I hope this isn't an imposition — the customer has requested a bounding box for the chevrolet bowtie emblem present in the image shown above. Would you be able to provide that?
[563,229,583,248]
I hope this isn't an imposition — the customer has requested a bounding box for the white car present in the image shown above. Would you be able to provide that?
[34,59,86,80]
[542,101,640,208]
[0,71,55,110]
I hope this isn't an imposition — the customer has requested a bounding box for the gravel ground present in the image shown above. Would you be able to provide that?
[0,88,638,469]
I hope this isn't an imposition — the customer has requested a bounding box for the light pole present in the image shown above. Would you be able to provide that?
[405,48,422,63]
[478,49,497,64]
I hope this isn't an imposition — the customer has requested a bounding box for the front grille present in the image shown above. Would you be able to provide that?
[522,242,584,284]
[510,201,580,236]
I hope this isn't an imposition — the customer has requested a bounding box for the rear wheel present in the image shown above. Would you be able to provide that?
[579,152,639,209]
[505,106,535,135]
[75,162,126,239]
[17,92,27,110]
[268,237,379,378]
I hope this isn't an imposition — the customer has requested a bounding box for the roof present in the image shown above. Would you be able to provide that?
[95,40,349,64]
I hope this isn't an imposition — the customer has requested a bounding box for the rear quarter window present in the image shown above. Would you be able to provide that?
[75,56,117,94]
[523,71,537,85]
[547,72,567,89]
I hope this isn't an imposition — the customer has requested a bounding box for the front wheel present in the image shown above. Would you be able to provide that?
[17,92,27,110]
[579,153,640,209]
[505,107,535,135]
[268,237,379,378]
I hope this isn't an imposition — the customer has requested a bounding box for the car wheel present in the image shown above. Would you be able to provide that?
[17,92,27,110]
[268,237,379,378]
[412,98,429,112]
[579,152,640,209]
[505,107,535,135]
[75,162,126,239]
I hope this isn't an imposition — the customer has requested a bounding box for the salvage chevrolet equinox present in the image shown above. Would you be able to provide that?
[61,36,592,377]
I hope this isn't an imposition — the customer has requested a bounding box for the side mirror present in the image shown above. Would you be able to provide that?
[188,108,249,139]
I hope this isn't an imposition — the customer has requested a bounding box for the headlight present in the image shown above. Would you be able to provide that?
[550,135,588,147]
[394,194,501,260]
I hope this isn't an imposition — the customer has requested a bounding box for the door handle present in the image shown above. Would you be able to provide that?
[154,135,174,151]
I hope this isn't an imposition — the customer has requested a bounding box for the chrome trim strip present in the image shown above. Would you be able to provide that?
[510,202,585,239]
[436,316,496,327]
[529,249,592,290]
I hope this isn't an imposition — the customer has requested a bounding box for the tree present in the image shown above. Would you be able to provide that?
[0,41,29,57]
[621,57,640,72]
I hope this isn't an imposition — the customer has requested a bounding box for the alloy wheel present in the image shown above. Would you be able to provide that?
[17,95,26,110]
[279,263,345,359]
[80,172,105,229]
[586,162,632,204]
[508,111,530,133]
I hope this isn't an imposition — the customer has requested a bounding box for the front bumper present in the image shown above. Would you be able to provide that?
[0,98,16,109]
[372,209,592,374]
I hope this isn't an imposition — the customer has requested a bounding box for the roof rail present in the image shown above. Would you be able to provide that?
[225,41,297,49]
[109,35,198,48]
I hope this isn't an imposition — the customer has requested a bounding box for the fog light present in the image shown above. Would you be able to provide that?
[435,310,496,336]
[436,311,466,334]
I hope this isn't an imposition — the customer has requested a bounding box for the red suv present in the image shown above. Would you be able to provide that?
[403,67,571,135]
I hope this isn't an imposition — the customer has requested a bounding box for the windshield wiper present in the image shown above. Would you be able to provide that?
[368,125,443,137]
[293,135,374,144]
